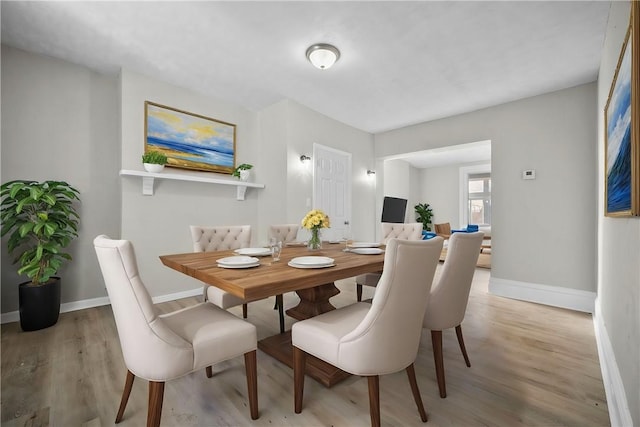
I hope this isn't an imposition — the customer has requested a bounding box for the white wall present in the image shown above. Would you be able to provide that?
[119,69,262,297]
[421,164,461,227]
[376,83,598,297]
[284,100,376,242]
[381,159,412,226]
[419,161,491,228]
[255,98,377,243]
[0,50,376,315]
[408,166,422,225]
[256,100,290,243]
[119,72,377,298]
[596,1,639,425]
[383,159,412,202]
[1,45,121,312]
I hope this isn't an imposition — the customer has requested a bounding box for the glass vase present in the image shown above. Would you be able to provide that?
[308,228,322,251]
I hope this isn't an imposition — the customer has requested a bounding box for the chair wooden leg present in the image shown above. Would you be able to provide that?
[406,363,428,422]
[276,294,285,333]
[293,346,306,414]
[431,330,447,398]
[367,375,381,427]
[115,370,135,423]
[147,381,165,427]
[242,303,248,319]
[205,366,213,378]
[356,284,363,302]
[244,350,259,420]
[455,324,471,367]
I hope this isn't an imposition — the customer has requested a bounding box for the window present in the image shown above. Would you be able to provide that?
[467,173,491,226]
[459,163,491,228]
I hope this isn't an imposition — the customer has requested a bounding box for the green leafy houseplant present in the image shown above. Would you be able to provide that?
[0,180,80,285]
[414,203,434,231]
[232,163,253,178]
[141,150,168,165]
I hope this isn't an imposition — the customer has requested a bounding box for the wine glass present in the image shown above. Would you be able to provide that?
[269,238,282,262]
[342,225,352,251]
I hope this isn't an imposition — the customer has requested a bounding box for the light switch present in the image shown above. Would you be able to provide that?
[522,169,536,180]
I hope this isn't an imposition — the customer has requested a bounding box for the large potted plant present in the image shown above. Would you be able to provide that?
[0,180,80,331]
[414,203,434,231]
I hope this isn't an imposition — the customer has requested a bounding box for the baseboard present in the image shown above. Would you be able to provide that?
[0,287,203,325]
[488,277,596,313]
[593,300,633,427]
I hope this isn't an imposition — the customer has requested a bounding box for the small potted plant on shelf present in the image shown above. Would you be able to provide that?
[142,150,168,173]
[0,180,81,331]
[232,163,253,181]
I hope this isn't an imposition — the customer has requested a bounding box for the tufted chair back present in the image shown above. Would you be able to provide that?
[355,222,425,302]
[93,235,193,381]
[190,225,251,252]
[338,237,444,374]
[423,231,484,330]
[95,235,260,425]
[422,231,483,398]
[269,224,300,243]
[381,222,423,242]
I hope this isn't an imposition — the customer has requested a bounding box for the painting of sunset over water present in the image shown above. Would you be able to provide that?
[145,102,236,174]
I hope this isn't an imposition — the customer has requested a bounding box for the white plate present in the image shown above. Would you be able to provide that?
[218,262,260,269]
[288,261,335,269]
[234,247,271,257]
[349,242,381,248]
[216,256,260,266]
[350,248,385,255]
[290,256,335,266]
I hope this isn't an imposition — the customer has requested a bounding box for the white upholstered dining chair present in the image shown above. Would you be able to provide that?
[190,225,252,315]
[355,222,424,302]
[268,223,300,243]
[190,225,286,333]
[423,231,483,398]
[293,237,444,427]
[93,235,259,427]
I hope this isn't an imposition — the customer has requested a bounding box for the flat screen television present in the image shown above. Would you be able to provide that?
[381,196,407,223]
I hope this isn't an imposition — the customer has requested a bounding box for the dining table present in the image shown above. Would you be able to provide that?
[159,242,385,387]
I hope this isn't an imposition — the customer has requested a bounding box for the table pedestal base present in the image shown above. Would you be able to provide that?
[285,283,340,320]
[258,282,350,387]
[258,331,350,387]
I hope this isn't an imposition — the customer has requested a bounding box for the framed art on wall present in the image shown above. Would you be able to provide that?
[604,2,639,217]
[144,101,236,174]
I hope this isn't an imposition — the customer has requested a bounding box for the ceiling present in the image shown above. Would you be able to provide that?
[1,1,610,137]
[388,140,492,169]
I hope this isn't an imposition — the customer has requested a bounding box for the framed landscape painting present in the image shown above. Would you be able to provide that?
[604,3,639,217]
[145,101,236,174]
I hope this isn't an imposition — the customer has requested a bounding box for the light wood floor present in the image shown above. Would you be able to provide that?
[1,268,609,426]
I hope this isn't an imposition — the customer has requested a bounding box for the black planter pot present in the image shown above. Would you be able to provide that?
[19,277,61,331]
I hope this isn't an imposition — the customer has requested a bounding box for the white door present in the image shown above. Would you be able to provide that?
[313,144,352,241]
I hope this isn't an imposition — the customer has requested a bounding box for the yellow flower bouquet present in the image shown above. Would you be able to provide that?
[301,209,330,250]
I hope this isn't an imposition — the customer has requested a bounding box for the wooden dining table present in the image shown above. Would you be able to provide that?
[159,243,385,387]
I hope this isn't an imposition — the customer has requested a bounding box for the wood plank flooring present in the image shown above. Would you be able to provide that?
[1,268,609,426]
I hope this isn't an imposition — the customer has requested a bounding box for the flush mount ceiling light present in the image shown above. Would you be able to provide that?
[306,43,340,70]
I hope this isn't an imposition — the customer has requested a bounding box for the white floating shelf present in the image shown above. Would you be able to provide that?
[119,169,265,201]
